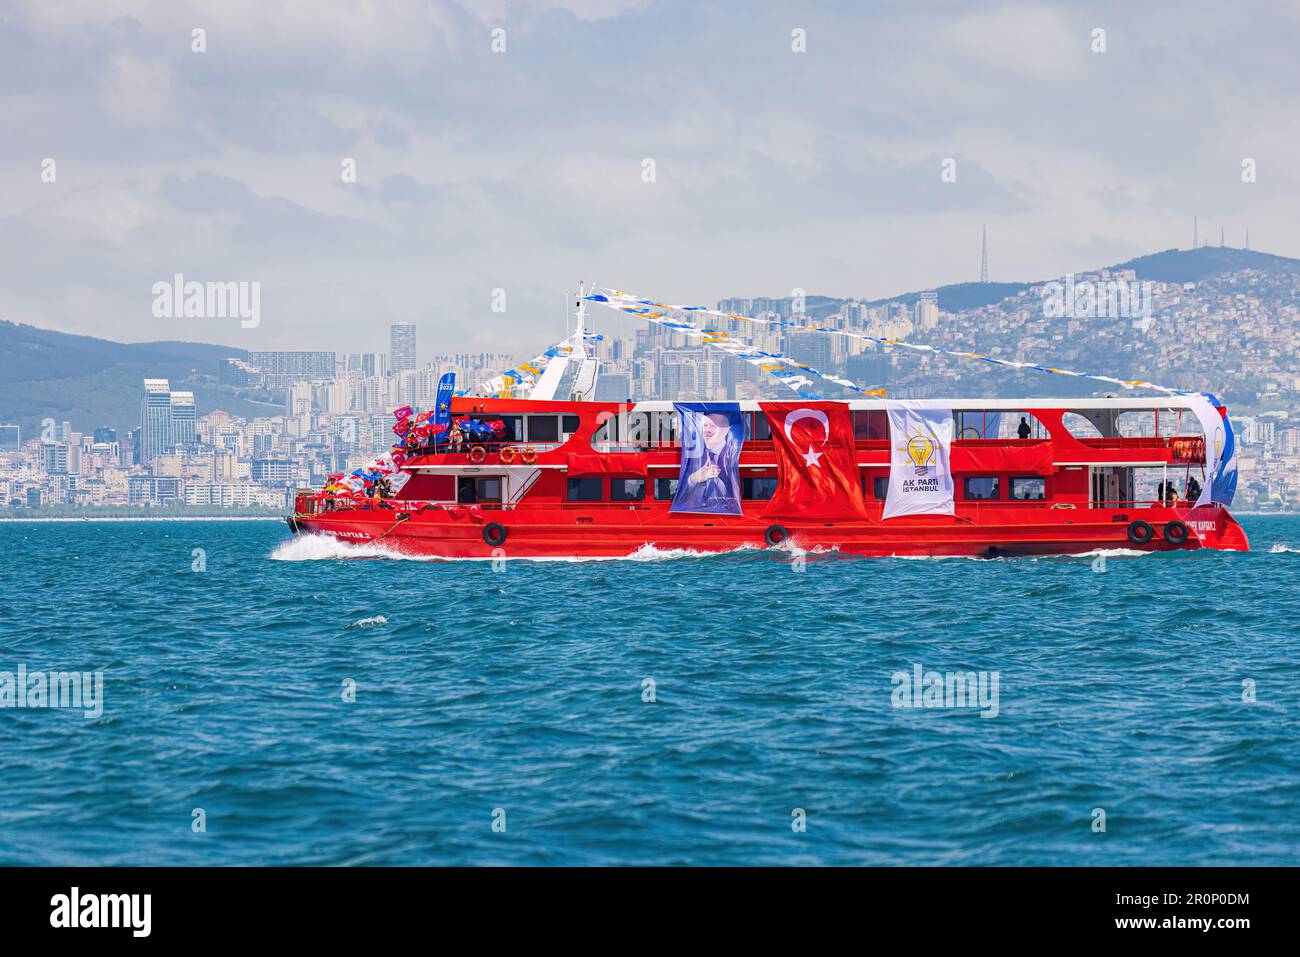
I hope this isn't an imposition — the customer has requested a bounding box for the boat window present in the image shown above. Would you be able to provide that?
[562,415,581,435]
[954,411,1000,440]
[963,476,1000,500]
[1008,476,1045,501]
[527,415,560,442]
[610,478,646,501]
[994,411,1047,440]
[742,476,778,500]
[496,415,522,442]
[752,413,772,441]
[457,476,477,504]
[873,476,889,500]
[1117,409,1197,438]
[1153,407,1196,437]
[1061,411,1106,439]
[1114,411,1156,438]
[476,477,502,503]
[654,477,679,500]
[853,410,888,440]
[566,477,603,502]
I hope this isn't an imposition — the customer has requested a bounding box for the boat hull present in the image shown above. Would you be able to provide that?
[287,502,1249,559]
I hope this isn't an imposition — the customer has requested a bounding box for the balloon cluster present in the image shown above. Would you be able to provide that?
[320,405,507,507]
[390,405,506,457]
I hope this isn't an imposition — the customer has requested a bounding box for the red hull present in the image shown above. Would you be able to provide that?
[289,502,1248,559]
[295,394,1249,560]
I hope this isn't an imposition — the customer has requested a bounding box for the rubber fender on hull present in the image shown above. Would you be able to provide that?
[1126,520,1155,546]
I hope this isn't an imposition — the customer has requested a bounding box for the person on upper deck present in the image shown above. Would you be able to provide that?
[1017,417,1032,440]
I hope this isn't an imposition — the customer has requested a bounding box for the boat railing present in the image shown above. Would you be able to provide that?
[1087,498,1195,510]
[408,440,565,457]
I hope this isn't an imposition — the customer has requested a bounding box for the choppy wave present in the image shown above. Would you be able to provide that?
[269,533,768,564]
[269,533,429,562]
[4,514,1300,866]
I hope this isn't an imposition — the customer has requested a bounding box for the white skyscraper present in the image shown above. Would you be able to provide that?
[390,323,417,372]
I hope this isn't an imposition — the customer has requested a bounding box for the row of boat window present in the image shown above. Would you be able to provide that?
[559,474,1049,503]
[565,477,781,502]
[466,410,1198,447]
[588,409,1200,443]
[468,414,582,443]
[591,410,1043,442]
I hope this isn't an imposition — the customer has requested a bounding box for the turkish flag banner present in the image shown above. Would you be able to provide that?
[761,402,869,520]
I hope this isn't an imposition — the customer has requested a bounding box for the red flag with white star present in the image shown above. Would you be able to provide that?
[760,402,869,520]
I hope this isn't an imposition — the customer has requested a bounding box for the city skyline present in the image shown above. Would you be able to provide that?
[3,2,1299,358]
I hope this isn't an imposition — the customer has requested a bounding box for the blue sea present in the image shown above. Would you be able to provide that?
[1,516,1298,866]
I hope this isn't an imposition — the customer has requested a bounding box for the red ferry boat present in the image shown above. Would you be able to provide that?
[288,395,1248,559]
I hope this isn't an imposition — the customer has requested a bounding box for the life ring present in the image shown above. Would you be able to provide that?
[483,522,508,547]
[764,524,790,547]
[520,447,538,465]
[498,445,517,464]
[1163,520,1190,547]
[468,445,487,464]
[1126,519,1155,546]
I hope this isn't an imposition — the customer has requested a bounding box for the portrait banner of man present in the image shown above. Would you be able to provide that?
[670,403,745,515]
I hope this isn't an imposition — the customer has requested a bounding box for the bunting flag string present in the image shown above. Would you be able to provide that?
[475,332,605,398]
[582,290,884,399]
[583,286,1199,399]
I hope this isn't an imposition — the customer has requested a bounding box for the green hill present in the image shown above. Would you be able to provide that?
[0,322,279,440]
[1112,246,1300,283]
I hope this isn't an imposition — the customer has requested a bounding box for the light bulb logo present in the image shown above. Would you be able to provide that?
[905,433,936,474]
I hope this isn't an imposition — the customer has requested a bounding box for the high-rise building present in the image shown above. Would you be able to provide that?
[139,379,198,464]
[140,379,174,464]
[345,352,387,378]
[247,352,336,389]
[170,392,196,448]
[914,292,939,331]
[39,442,69,474]
[390,323,417,372]
[92,427,117,445]
[286,382,313,438]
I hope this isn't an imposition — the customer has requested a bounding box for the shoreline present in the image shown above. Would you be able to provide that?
[0,516,285,523]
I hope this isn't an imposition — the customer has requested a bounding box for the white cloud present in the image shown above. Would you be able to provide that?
[100,53,176,128]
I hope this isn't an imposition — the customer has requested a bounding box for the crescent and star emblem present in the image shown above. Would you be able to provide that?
[784,408,830,467]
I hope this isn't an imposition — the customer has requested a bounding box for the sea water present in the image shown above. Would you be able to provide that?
[0,516,1297,865]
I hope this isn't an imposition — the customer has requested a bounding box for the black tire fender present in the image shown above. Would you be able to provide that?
[483,522,508,547]
[1126,519,1155,546]
[1163,520,1190,546]
[764,524,789,547]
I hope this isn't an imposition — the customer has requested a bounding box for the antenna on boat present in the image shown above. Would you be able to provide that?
[528,280,601,401]
[568,280,600,400]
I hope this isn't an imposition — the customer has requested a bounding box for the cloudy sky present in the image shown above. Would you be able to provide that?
[2,0,1297,361]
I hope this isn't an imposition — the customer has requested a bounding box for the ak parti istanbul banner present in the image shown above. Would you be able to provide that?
[671,403,745,515]
[761,402,869,520]
[884,401,954,519]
